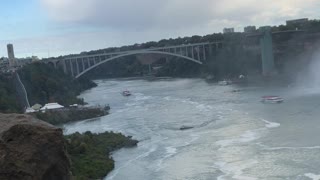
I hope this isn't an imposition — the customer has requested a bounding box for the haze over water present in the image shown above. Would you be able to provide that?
[63,78,320,180]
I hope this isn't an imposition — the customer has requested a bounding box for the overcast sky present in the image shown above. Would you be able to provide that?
[0,0,319,58]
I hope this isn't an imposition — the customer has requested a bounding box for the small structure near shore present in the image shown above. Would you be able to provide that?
[31,103,42,111]
[25,107,36,113]
[40,103,64,111]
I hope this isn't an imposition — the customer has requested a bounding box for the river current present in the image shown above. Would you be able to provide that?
[63,78,320,180]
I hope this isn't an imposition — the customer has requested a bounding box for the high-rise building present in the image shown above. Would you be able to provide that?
[7,44,15,67]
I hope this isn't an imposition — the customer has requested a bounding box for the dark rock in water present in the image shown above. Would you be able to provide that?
[0,113,71,180]
[179,126,194,130]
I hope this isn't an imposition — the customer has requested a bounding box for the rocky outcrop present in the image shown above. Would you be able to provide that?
[0,113,71,180]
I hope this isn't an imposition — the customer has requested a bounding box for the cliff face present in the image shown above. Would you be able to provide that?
[0,113,71,180]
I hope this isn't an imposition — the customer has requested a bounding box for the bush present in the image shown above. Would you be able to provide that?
[65,131,138,179]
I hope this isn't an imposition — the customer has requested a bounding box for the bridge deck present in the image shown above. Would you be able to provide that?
[64,42,222,60]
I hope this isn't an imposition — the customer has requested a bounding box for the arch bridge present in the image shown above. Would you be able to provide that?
[45,42,222,78]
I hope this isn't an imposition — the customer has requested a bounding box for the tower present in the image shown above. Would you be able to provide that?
[7,44,15,67]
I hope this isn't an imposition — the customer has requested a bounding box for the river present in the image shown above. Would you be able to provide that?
[63,78,320,180]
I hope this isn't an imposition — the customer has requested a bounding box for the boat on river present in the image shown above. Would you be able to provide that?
[122,90,131,96]
[179,125,194,130]
[261,96,283,103]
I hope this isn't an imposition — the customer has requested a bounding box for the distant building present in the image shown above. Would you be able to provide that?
[0,57,9,72]
[223,28,234,34]
[259,26,272,32]
[0,57,9,64]
[244,26,256,33]
[7,44,15,67]
[286,18,308,26]
[32,56,40,62]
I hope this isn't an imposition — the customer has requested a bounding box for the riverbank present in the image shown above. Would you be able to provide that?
[65,131,138,179]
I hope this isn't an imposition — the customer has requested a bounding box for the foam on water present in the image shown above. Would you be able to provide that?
[125,102,139,107]
[165,147,177,154]
[163,96,214,112]
[215,116,282,178]
[216,117,281,147]
[215,160,258,180]
[261,119,280,128]
[156,146,178,171]
[263,145,320,150]
[106,145,157,180]
[133,93,152,101]
[305,173,320,180]
[156,133,201,171]
[215,129,260,147]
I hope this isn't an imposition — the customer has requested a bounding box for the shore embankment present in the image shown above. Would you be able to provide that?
[30,105,110,125]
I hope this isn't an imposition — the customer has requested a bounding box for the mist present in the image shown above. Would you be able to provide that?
[291,42,320,95]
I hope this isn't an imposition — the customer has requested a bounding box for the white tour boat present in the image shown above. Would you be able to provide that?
[261,96,284,103]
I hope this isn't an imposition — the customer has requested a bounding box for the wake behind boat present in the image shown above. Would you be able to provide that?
[218,80,232,86]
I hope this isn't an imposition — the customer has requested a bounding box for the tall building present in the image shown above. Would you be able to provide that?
[7,44,15,67]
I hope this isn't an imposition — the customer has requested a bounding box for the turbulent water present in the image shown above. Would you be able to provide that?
[63,78,320,180]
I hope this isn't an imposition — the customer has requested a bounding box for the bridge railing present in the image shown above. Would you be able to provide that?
[61,42,222,60]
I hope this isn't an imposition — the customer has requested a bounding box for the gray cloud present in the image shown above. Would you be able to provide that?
[40,0,217,30]
[40,0,320,30]
[2,0,319,57]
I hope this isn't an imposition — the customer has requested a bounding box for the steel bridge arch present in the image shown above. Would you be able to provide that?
[74,50,203,78]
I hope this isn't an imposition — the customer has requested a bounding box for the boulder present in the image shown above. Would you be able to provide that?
[0,113,71,180]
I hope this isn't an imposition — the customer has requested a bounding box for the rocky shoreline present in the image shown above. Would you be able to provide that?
[0,113,71,180]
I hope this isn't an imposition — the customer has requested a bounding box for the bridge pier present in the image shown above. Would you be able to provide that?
[203,45,206,61]
[76,59,80,76]
[259,27,275,76]
[81,58,85,72]
[70,60,74,77]
[185,46,188,56]
[62,59,67,74]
